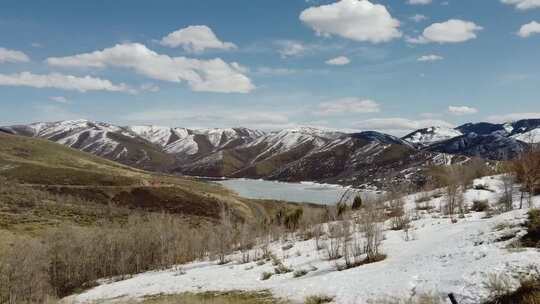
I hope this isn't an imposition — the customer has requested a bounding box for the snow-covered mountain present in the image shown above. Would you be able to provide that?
[179,127,345,178]
[1,118,538,186]
[402,119,540,159]
[0,120,177,170]
[402,127,463,146]
[127,125,264,156]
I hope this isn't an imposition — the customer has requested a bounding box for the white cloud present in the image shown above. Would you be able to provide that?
[125,109,293,130]
[0,47,30,63]
[407,19,483,44]
[49,96,70,103]
[255,67,298,76]
[276,40,307,58]
[410,14,428,22]
[315,98,380,116]
[518,21,540,37]
[417,54,444,62]
[407,0,432,5]
[46,43,254,93]
[299,0,402,43]
[448,105,478,115]
[325,56,351,65]
[0,72,133,93]
[353,117,454,135]
[159,25,236,53]
[487,112,540,122]
[501,0,540,10]
[139,83,160,92]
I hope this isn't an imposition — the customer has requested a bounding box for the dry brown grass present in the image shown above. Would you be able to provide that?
[123,291,288,304]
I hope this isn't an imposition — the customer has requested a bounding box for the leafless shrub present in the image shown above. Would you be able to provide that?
[360,206,385,262]
[484,273,514,300]
[274,263,292,275]
[472,199,490,212]
[312,224,324,251]
[260,272,272,280]
[210,208,234,265]
[0,238,52,304]
[325,223,343,260]
[499,173,515,212]
[512,148,540,209]
[369,293,444,304]
[304,295,334,304]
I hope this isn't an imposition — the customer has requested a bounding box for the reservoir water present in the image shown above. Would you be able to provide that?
[217,178,376,205]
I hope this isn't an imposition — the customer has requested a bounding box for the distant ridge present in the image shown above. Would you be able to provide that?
[2,118,539,186]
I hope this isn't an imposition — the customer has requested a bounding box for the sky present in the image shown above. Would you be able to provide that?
[0,0,539,135]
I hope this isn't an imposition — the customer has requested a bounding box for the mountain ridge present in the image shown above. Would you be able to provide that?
[2,118,539,187]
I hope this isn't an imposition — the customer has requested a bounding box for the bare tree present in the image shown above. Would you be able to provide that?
[442,166,466,220]
[325,223,343,260]
[513,148,540,209]
[499,173,515,212]
[210,207,234,265]
[360,206,384,261]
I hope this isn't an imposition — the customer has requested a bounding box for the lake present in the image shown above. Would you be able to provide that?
[217,178,377,205]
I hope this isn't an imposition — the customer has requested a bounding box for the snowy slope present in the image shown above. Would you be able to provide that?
[65,175,540,304]
[244,127,343,163]
[128,126,266,156]
[510,128,540,143]
[16,119,132,156]
[402,127,463,146]
[127,126,199,155]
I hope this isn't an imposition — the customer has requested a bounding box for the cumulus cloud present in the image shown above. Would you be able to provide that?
[501,0,540,10]
[417,54,444,62]
[407,0,432,5]
[407,19,483,44]
[0,47,30,63]
[299,0,402,43]
[487,112,540,122]
[0,72,133,93]
[448,105,478,115]
[410,14,428,22]
[518,21,540,37]
[315,98,380,116]
[325,56,351,65]
[354,117,454,135]
[160,25,236,53]
[49,96,70,103]
[46,43,254,93]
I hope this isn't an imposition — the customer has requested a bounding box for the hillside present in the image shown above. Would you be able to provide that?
[64,174,540,304]
[0,132,305,231]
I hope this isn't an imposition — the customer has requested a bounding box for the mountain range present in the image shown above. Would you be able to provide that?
[1,119,539,187]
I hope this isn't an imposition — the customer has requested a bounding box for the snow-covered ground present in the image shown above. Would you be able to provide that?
[65,175,540,304]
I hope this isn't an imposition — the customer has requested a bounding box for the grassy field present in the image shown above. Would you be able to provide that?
[133,291,289,304]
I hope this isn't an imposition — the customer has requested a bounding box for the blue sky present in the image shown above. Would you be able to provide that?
[0,0,539,135]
